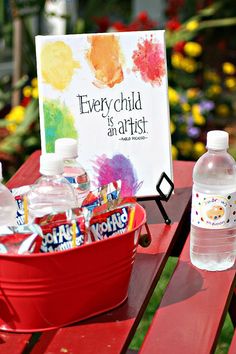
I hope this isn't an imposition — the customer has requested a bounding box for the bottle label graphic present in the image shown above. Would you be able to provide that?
[191,188,236,229]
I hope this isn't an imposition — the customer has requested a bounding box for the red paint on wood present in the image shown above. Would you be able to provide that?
[0,333,31,353]
[6,150,41,189]
[140,236,236,354]
[229,329,236,354]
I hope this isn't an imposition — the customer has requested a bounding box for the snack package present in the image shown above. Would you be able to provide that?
[82,180,121,212]
[10,185,32,225]
[88,198,136,242]
[0,224,43,254]
[36,210,86,253]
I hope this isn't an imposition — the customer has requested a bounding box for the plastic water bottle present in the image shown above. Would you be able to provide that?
[55,138,90,205]
[190,130,236,271]
[26,153,78,222]
[0,162,17,226]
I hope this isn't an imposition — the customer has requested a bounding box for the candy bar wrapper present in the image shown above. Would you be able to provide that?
[89,200,136,242]
[10,185,32,225]
[36,210,87,253]
[81,180,121,212]
[0,224,43,254]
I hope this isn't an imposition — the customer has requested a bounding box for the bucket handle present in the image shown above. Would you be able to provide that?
[139,222,152,248]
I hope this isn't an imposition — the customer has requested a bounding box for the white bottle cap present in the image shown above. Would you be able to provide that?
[40,153,64,176]
[55,138,78,159]
[206,130,229,150]
[0,162,2,180]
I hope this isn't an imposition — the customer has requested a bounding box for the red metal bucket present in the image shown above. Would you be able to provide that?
[0,203,146,332]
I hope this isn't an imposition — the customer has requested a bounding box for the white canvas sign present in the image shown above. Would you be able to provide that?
[36,30,173,197]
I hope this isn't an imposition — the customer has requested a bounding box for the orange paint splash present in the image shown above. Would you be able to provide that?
[87,35,124,88]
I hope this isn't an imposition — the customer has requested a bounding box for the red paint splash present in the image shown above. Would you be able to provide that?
[132,37,166,85]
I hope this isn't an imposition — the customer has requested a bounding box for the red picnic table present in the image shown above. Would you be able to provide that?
[1,150,236,354]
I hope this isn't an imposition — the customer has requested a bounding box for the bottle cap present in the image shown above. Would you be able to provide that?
[206,130,229,150]
[40,153,64,176]
[55,138,78,159]
[0,162,2,180]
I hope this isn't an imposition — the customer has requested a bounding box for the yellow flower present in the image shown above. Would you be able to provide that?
[192,104,206,125]
[186,88,199,99]
[181,102,191,112]
[168,87,180,105]
[23,86,32,98]
[170,120,176,134]
[192,104,200,115]
[193,142,205,158]
[31,77,38,87]
[207,85,222,96]
[171,53,183,69]
[194,114,205,125]
[216,104,230,117]
[185,20,199,31]
[6,123,17,133]
[204,70,220,83]
[5,114,17,133]
[181,58,198,73]
[10,106,25,123]
[32,87,38,98]
[222,62,235,75]
[225,77,236,90]
[171,145,178,160]
[184,42,202,57]
[5,105,25,133]
[177,140,193,157]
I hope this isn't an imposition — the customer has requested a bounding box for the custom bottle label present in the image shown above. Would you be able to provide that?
[191,188,236,229]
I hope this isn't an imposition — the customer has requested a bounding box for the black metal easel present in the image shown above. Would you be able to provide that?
[138,172,174,225]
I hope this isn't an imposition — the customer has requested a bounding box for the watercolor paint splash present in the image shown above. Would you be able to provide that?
[132,36,166,86]
[92,153,143,196]
[41,41,80,90]
[87,35,124,88]
[43,99,78,152]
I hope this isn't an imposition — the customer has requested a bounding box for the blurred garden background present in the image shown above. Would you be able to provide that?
[1,0,236,180]
[0,0,236,352]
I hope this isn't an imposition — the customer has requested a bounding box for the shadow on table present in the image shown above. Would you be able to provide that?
[158,260,204,308]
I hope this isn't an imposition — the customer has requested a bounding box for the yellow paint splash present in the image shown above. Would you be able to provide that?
[87,35,124,88]
[41,41,80,90]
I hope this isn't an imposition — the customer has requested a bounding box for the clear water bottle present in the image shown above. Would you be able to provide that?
[190,130,236,271]
[26,153,78,222]
[0,162,17,226]
[55,138,90,205]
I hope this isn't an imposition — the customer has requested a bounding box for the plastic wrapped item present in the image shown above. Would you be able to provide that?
[0,224,43,254]
[11,185,31,225]
[89,204,135,242]
[82,180,121,212]
[0,162,17,226]
[35,209,86,253]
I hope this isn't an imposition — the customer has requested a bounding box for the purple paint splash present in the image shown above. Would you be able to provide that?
[92,154,143,196]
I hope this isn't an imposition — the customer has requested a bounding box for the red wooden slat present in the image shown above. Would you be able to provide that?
[139,236,236,354]
[6,150,41,189]
[229,329,236,354]
[30,161,194,354]
[0,332,31,353]
[229,289,236,327]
